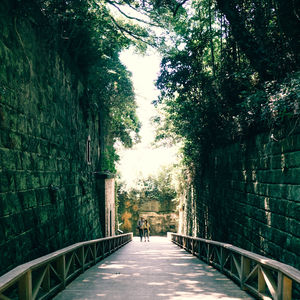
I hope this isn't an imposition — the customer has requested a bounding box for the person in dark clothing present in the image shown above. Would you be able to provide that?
[137,217,144,242]
[143,219,150,242]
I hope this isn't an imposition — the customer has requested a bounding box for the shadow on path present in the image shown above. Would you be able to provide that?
[54,236,254,300]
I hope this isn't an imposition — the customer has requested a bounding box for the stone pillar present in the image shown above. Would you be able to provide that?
[105,177,115,236]
[95,172,115,237]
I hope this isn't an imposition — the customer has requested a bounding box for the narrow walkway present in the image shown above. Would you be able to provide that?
[54,237,254,299]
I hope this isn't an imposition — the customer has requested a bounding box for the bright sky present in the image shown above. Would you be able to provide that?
[116,48,179,189]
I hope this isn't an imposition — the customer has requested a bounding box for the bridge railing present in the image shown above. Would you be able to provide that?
[170,233,300,300]
[0,233,132,300]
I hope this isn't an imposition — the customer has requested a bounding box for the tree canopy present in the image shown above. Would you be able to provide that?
[12,0,299,173]
[149,0,300,170]
[13,0,147,172]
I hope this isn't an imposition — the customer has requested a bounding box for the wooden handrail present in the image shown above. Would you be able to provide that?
[170,233,300,300]
[0,233,132,300]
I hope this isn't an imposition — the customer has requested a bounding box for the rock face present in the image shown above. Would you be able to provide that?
[119,199,178,236]
[0,1,109,275]
[179,124,300,270]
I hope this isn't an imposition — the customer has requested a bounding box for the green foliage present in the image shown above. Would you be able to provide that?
[12,0,145,172]
[117,166,177,214]
[150,0,300,171]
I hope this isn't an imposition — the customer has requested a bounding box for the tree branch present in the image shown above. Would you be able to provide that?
[173,0,190,17]
[106,0,160,27]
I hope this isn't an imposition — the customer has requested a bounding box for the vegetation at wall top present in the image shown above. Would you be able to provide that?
[9,0,300,173]
[10,0,148,172]
[149,0,300,170]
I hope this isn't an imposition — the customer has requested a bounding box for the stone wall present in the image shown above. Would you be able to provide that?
[181,123,300,270]
[119,198,178,236]
[0,1,105,275]
[105,178,115,236]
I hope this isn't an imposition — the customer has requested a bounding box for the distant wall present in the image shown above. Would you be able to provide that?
[119,198,178,236]
[0,1,104,275]
[180,123,300,270]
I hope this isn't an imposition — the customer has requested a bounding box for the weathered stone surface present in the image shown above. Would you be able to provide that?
[0,1,105,276]
[119,198,178,236]
[179,122,300,271]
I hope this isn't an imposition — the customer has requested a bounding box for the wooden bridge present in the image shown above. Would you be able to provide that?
[0,234,299,300]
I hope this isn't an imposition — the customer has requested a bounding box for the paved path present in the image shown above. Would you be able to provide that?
[54,237,254,300]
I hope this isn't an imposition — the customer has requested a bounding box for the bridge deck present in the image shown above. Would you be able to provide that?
[54,236,254,299]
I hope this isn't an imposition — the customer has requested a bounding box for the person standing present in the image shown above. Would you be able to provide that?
[137,217,144,242]
[143,219,150,242]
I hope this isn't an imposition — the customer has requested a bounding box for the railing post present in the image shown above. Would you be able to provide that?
[18,270,32,300]
[258,266,266,294]
[220,247,224,272]
[278,272,292,300]
[206,244,210,263]
[41,264,51,292]
[93,243,97,264]
[192,238,195,255]
[57,255,66,288]
[102,241,105,257]
[79,246,85,273]
[241,256,250,289]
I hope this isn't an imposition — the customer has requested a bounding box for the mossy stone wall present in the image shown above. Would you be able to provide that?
[182,124,300,270]
[0,1,103,275]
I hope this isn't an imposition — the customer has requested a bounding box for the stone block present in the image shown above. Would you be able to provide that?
[286,234,300,254]
[270,227,287,245]
[281,250,298,269]
[0,170,15,192]
[35,188,51,205]
[0,148,17,170]
[0,193,9,217]
[21,151,33,170]
[270,154,282,170]
[38,139,49,155]
[287,202,300,220]
[278,167,299,185]
[0,222,5,245]
[34,155,44,170]
[287,185,300,201]
[2,214,23,238]
[11,133,21,150]
[287,219,300,237]
[264,240,283,258]
[294,134,300,150]
[0,130,11,149]
[0,107,17,132]
[285,151,300,168]
[39,207,50,224]
[271,213,288,232]
[281,136,296,152]
[27,138,39,154]
[42,172,52,186]
[268,197,288,213]
[15,233,31,263]
[6,192,22,215]
[18,190,37,209]
[17,115,27,134]
[22,209,35,231]
[26,171,40,189]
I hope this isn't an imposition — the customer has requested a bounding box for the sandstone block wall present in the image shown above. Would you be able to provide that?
[0,2,104,275]
[119,198,178,236]
[191,123,300,270]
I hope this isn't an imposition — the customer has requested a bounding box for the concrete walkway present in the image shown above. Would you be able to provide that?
[54,237,254,300]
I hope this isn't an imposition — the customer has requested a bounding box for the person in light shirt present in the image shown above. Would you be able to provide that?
[142,219,150,242]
